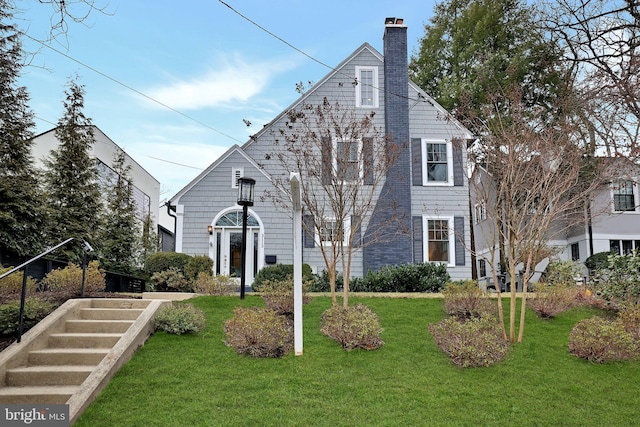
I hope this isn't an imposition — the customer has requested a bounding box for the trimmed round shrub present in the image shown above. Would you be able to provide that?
[223,307,293,358]
[585,251,613,272]
[429,316,509,368]
[154,303,206,335]
[618,304,640,342]
[568,316,637,363]
[0,268,38,300]
[442,280,495,319]
[184,255,213,281]
[0,297,57,336]
[191,272,236,295]
[260,278,312,318]
[320,304,384,351]
[144,252,192,276]
[40,261,106,295]
[149,268,191,292]
[252,264,313,291]
[351,262,450,292]
[528,282,577,319]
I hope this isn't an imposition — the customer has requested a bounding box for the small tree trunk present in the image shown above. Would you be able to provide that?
[517,254,533,343]
[329,269,337,306]
[509,268,517,343]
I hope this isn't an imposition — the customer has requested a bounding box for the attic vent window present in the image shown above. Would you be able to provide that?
[232,168,244,188]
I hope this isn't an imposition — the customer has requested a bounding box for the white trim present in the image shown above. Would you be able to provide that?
[421,139,454,186]
[174,204,185,253]
[422,215,455,267]
[316,217,351,247]
[355,66,379,108]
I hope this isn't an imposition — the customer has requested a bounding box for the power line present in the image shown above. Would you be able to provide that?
[20,31,244,144]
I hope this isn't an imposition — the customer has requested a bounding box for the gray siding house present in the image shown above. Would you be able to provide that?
[169,19,474,286]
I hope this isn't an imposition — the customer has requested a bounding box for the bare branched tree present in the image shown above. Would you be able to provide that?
[470,89,610,342]
[262,97,401,307]
[539,0,640,159]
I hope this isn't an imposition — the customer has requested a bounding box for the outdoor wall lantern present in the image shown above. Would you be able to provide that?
[237,177,256,299]
[207,225,213,235]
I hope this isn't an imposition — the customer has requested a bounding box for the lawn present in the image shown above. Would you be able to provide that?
[76,296,640,426]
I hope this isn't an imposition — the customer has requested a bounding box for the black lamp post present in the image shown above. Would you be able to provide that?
[237,177,255,299]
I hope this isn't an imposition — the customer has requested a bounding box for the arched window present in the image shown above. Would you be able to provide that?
[215,211,259,227]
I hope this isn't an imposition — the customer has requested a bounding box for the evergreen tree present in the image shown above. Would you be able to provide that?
[0,1,45,264]
[99,149,140,274]
[139,212,158,267]
[42,76,102,263]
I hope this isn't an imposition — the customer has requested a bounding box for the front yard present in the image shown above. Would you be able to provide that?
[76,296,640,426]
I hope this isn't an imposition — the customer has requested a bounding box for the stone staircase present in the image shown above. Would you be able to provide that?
[0,298,170,423]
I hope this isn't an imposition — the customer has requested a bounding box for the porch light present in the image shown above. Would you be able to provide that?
[207,225,213,235]
[236,177,256,299]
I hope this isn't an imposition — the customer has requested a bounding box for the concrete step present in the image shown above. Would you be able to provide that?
[65,319,134,333]
[80,308,144,321]
[91,299,150,309]
[5,365,94,386]
[28,348,109,366]
[48,333,123,349]
[0,386,77,404]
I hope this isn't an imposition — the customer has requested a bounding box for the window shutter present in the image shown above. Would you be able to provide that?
[412,216,423,263]
[453,141,464,187]
[362,137,373,185]
[411,138,422,186]
[303,215,315,248]
[351,215,361,247]
[454,216,465,266]
[321,137,332,185]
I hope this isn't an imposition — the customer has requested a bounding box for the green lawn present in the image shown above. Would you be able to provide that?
[76,296,640,426]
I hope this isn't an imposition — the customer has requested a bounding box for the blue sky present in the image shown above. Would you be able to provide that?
[16,0,436,199]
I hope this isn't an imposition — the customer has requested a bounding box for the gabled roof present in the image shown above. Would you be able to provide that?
[170,144,271,204]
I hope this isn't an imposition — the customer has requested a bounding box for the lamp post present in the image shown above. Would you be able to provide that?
[237,177,255,299]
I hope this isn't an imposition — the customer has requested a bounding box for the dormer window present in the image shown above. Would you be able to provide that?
[613,180,637,212]
[355,66,379,108]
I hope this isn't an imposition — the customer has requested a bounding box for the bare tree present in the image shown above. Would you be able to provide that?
[262,97,401,307]
[539,0,640,159]
[470,89,609,342]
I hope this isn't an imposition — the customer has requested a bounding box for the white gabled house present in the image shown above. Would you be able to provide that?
[169,18,474,287]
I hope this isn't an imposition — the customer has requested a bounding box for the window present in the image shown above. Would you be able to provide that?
[421,140,453,185]
[232,168,244,188]
[610,240,640,255]
[474,202,486,224]
[425,217,454,264]
[318,218,350,246]
[335,139,363,182]
[355,66,379,108]
[571,243,580,261]
[613,180,637,212]
[478,259,487,278]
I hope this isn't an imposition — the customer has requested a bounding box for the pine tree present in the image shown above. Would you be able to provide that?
[99,149,140,274]
[0,2,45,264]
[42,76,102,263]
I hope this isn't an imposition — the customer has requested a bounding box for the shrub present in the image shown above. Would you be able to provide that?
[149,268,191,292]
[591,252,640,306]
[154,303,206,335]
[0,268,38,300]
[144,252,192,276]
[429,316,509,368]
[191,272,236,295]
[351,262,450,293]
[528,282,578,318]
[40,261,106,295]
[585,251,613,272]
[252,264,313,291]
[260,278,312,318]
[184,255,213,281]
[442,280,495,319]
[568,316,637,363]
[223,307,293,358]
[309,270,342,292]
[320,304,384,351]
[0,297,57,336]
[618,304,640,342]
[545,260,583,285]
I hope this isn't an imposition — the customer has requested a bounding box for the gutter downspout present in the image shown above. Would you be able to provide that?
[166,201,177,251]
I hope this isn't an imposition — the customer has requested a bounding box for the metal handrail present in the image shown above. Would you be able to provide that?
[0,238,78,343]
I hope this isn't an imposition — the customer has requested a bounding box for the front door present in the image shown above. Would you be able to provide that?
[218,229,258,283]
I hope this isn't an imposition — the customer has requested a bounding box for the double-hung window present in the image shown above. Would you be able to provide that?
[335,139,363,182]
[421,140,453,185]
[424,217,454,265]
[355,66,379,108]
[318,218,350,246]
[613,180,637,212]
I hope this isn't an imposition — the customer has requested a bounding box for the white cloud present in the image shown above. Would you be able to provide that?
[147,54,296,110]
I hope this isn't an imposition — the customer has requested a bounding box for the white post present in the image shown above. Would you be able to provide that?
[290,173,303,356]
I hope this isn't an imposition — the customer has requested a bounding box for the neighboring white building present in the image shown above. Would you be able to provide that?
[31,126,160,231]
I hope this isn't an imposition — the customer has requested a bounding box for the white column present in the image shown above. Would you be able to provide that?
[174,204,185,253]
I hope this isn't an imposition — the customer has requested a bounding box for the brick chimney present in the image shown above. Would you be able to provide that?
[363,18,413,273]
